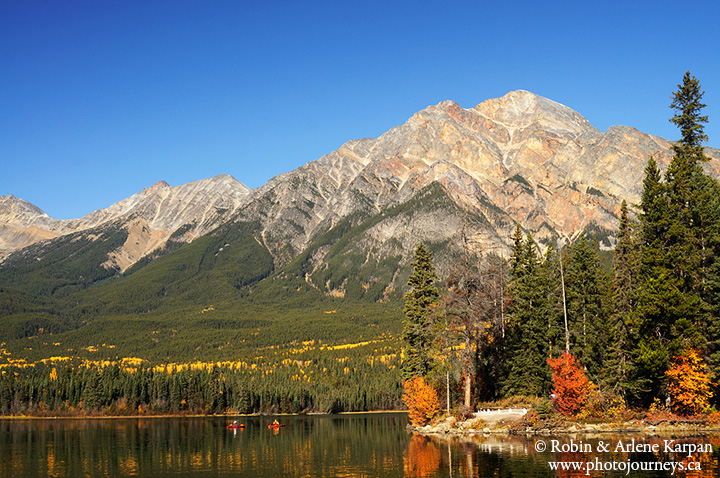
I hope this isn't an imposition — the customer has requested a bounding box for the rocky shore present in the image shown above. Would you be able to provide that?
[409,409,720,437]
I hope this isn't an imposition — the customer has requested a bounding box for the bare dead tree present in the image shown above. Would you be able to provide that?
[444,242,506,408]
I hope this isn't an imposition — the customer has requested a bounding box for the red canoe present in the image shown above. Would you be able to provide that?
[226,424,245,429]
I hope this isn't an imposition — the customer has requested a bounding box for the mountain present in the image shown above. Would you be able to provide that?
[6,90,720,285]
[3,90,720,362]
[0,195,65,259]
[1,175,252,270]
[225,90,720,287]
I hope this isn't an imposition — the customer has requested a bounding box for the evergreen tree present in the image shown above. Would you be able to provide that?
[639,157,666,265]
[539,243,565,360]
[510,223,524,277]
[502,231,550,396]
[565,233,609,379]
[401,243,440,380]
[636,160,699,402]
[670,71,709,159]
[634,73,715,404]
[607,200,640,397]
[613,201,638,314]
[81,370,101,411]
[672,75,720,397]
[663,72,710,337]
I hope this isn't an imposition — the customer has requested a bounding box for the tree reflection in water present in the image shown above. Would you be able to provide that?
[404,435,442,477]
[0,415,412,477]
[404,433,720,478]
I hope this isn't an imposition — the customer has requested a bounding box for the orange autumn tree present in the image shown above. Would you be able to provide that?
[547,352,590,416]
[403,376,440,426]
[665,349,713,415]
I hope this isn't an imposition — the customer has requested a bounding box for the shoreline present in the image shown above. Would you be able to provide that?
[409,414,720,437]
[410,423,720,437]
[0,410,408,420]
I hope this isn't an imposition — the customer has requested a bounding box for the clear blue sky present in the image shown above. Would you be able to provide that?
[2,1,719,219]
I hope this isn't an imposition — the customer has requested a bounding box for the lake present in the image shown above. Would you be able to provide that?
[1,414,719,477]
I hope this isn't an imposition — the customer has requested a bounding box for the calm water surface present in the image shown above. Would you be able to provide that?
[1,414,719,477]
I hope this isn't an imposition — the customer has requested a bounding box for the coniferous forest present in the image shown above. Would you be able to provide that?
[3,72,720,419]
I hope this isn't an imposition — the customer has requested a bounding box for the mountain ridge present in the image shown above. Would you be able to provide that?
[1,174,252,268]
[4,90,720,277]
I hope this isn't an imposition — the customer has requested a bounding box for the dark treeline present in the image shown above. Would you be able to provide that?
[0,348,403,416]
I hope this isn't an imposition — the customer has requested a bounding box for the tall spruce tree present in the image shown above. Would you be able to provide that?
[639,157,666,264]
[636,159,699,403]
[539,243,565,360]
[664,71,710,329]
[670,71,709,159]
[607,200,640,396]
[401,243,440,380]
[634,73,716,404]
[672,74,720,399]
[502,231,550,396]
[565,233,609,379]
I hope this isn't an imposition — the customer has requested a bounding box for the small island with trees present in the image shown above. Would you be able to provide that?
[401,72,720,435]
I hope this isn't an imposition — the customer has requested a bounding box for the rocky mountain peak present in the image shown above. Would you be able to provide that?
[471,90,598,136]
[0,195,65,259]
[0,195,48,222]
[256,90,720,268]
[148,180,170,191]
[204,174,252,193]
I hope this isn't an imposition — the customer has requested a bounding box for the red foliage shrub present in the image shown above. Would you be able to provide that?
[546,352,589,416]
